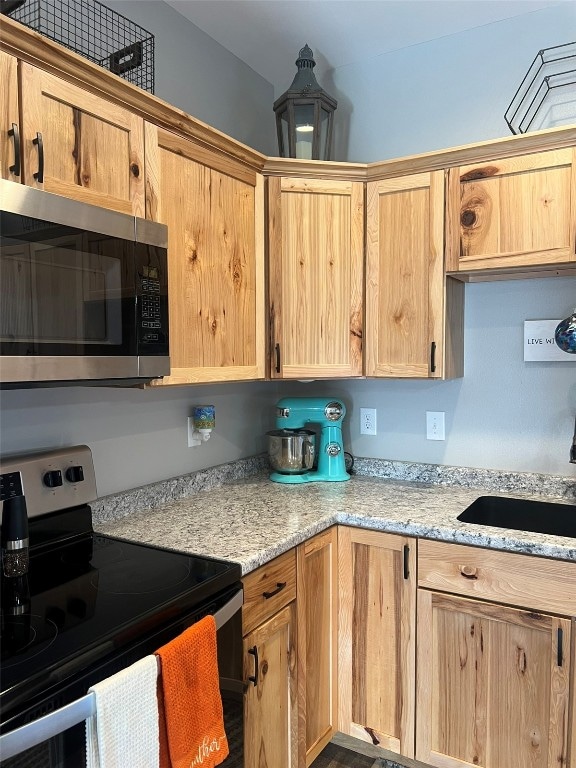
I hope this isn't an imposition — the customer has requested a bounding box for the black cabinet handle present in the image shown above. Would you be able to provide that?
[8,123,20,176]
[557,627,563,667]
[33,132,44,182]
[430,341,437,373]
[248,645,259,686]
[263,581,286,599]
[274,343,281,373]
[403,545,410,580]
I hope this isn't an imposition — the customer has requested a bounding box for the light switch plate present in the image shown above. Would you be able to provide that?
[426,411,445,441]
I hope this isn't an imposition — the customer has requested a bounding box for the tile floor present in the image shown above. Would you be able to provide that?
[311,733,431,768]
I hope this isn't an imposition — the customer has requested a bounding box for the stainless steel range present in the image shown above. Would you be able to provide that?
[0,445,243,767]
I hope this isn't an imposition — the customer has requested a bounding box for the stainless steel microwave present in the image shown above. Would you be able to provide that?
[0,180,169,387]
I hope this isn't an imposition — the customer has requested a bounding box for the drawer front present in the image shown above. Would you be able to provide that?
[242,549,296,635]
[418,540,576,616]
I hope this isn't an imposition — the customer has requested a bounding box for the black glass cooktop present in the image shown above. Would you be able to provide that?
[0,507,241,723]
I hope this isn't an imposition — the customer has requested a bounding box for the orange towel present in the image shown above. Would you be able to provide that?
[155,616,229,768]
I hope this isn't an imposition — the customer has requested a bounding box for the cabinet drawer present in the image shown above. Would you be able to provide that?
[242,549,296,635]
[418,540,576,616]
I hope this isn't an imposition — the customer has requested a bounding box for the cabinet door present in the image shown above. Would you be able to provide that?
[146,126,265,385]
[446,148,576,273]
[19,62,145,215]
[1,51,20,182]
[416,590,571,768]
[338,527,416,759]
[244,602,298,768]
[268,176,364,379]
[297,527,338,766]
[366,172,464,379]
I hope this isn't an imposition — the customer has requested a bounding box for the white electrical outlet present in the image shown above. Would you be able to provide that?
[360,408,377,435]
[426,411,445,441]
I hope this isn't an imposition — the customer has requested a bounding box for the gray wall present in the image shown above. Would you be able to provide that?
[1,3,575,494]
[298,278,576,478]
[327,4,575,161]
[0,382,282,497]
[106,1,275,154]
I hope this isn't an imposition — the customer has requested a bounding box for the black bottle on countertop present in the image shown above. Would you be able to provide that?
[1,494,29,578]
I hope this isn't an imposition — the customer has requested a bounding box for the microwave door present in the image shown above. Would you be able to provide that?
[1,235,128,347]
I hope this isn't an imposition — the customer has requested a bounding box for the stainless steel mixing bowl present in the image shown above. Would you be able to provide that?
[267,429,316,474]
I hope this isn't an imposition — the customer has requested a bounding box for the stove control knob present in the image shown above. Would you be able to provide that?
[43,469,63,488]
[65,465,84,484]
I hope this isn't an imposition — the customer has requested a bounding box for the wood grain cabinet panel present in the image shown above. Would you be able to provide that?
[242,549,297,636]
[297,528,338,766]
[446,148,576,275]
[365,172,464,379]
[18,63,145,215]
[268,176,364,379]
[243,602,298,768]
[416,590,572,768]
[338,527,416,760]
[146,126,265,385]
[1,51,20,182]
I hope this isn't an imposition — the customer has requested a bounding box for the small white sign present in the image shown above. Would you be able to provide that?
[524,319,575,362]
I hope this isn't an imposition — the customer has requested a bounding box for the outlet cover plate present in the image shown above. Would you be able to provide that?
[360,408,377,435]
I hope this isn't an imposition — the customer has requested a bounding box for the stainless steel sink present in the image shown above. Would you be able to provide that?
[457,495,576,538]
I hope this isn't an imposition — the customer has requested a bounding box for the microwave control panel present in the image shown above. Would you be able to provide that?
[138,275,164,344]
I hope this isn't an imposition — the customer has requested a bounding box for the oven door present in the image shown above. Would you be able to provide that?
[0,585,243,767]
[0,180,168,385]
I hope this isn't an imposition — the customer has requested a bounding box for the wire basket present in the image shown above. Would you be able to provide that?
[4,0,154,93]
[505,41,576,134]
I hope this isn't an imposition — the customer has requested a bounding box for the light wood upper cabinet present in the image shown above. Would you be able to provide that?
[446,148,576,275]
[297,528,338,767]
[338,527,416,760]
[366,172,464,379]
[416,590,571,768]
[268,176,364,379]
[1,51,20,182]
[146,126,265,385]
[18,62,145,215]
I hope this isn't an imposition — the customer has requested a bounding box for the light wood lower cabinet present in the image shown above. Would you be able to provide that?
[243,602,298,768]
[297,527,338,766]
[242,549,298,768]
[337,527,416,759]
[416,540,576,768]
[416,590,571,768]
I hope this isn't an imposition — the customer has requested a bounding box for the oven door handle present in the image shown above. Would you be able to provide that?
[214,587,243,629]
[0,694,97,760]
[0,588,243,760]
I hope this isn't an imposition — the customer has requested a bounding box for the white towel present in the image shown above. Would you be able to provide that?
[85,655,159,768]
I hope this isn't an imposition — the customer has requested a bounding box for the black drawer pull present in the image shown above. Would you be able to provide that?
[274,343,281,373]
[263,581,286,599]
[248,645,259,686]
[33,132,44,182]
[8,123,20,176]
[557,627,563,667]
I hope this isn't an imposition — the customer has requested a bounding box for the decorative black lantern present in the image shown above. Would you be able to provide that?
[273,44,337,160]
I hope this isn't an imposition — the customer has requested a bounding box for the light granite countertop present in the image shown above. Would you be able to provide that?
[94,472,576,573]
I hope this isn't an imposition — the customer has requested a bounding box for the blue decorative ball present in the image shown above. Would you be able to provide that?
[555,311,576,354]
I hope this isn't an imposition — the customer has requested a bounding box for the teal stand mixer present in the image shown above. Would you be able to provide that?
[267,397,350,484]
